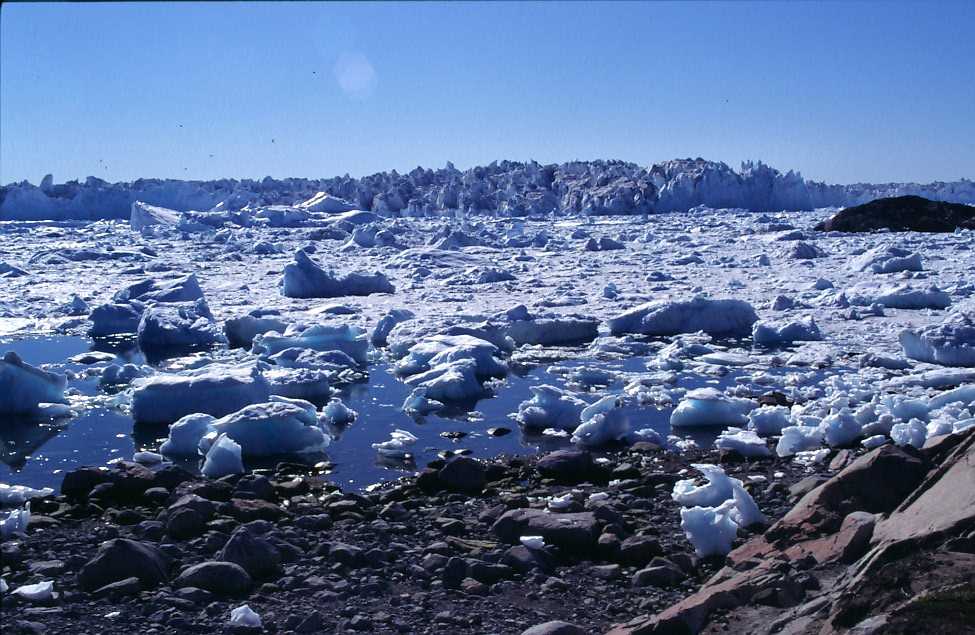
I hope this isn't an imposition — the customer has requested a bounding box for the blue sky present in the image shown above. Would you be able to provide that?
[2,1,973,185]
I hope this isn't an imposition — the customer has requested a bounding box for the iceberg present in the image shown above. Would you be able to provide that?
[281,250,394,298]
[131,364,271,424]
[679,501,739,558]
[775,424,825,457]
[608,297,758,337]
[670,387,753,428]
[137,300,224,356]
[229,604,263,628]
[747,405,791,435]
[0,483,54,506]
[850,245,923,274]
[252,324,369,365]
[571,395,629,447]
[0,352,67,416]
[0,504,30,539]
[224,310,289,349]
[752,316,823,347]
[900,309,975,367]
[201,433,245,479]
[372,429,418,458]
[672,464,736,508]
[199,400,330,456]
[714,427,771,457]
[515,384,588,431]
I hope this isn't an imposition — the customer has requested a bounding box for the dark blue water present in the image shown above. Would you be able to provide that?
[0,335,831,492]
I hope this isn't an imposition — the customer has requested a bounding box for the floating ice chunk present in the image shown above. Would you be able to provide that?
[12,580,54,602]
[821,408,863,447]
[201,401,330,456]
[747,405,792,435]
[572,395,628,448]
[714,427,771,457]
[629,428,663,445]
[269,347,360,372]
[404,359,483,402]
[265,366,332,403]
[0,504,30,538]
[505,315,599,346]
[862,435,889,449]
[752,316,823,347]
[371,309,415,346]
[281,250,394,298]
[321,398,357,426]
[396,334,506,379]
[776,425,825,457]
[515,385,588,431]
[0,484,52,509]
[0,577,7,594]
[253,324,369,365]
[519,535,546,550]
[670,387,753,428]
[0,352,67,416]
[223,310,289,348]
[927,384,975,411]
[130,201,181,231]
[672,464,735,508]
[859,353,911,370]
[296,191,356,213]
[137,300,224,356]
[88,302,145,337]
[201,433,245,479]
[849,283,951,310]
[608,297,758,337]
[372,429,418,458]
[680,500,739,558]
[786,241,826,259]
[132,364,271,424]
[401,387,443,416]
[116,274,207,305]
[100,363,150,387]
[229,604,263,628]
[850,245,923,274]
[890,418,927,448]
[160,413,217,456]
[900,309,975,367]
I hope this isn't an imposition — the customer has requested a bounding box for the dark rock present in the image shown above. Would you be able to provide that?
[617,535,663,567]
[78,538,169,592]
[438,457,487,494]
[632,563,686,588]
[536,450,595,484]
[166,507,207,539]
[442,556,468,589]
[815,195,975,233]
[174,561,252,596]
[492,509,600,551]
[91,576,142,599]
[218,526,282,579]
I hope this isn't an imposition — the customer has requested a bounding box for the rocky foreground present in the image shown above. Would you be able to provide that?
[3,430,974,634]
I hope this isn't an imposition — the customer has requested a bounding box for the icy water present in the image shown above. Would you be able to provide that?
[1,335,782,491]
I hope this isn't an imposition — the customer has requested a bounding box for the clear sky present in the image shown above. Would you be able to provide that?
[2,1,973,186]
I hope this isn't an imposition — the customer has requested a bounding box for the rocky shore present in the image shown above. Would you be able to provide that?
[4,430,972,634]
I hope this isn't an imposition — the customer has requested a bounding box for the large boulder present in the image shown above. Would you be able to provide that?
[491,509,600,551]
[78,539,169,592]
[816,195,975,232]
[217,527,282,580]
[173,561,252,596]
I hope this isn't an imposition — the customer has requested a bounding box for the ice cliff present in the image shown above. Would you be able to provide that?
[2,159,972,221]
